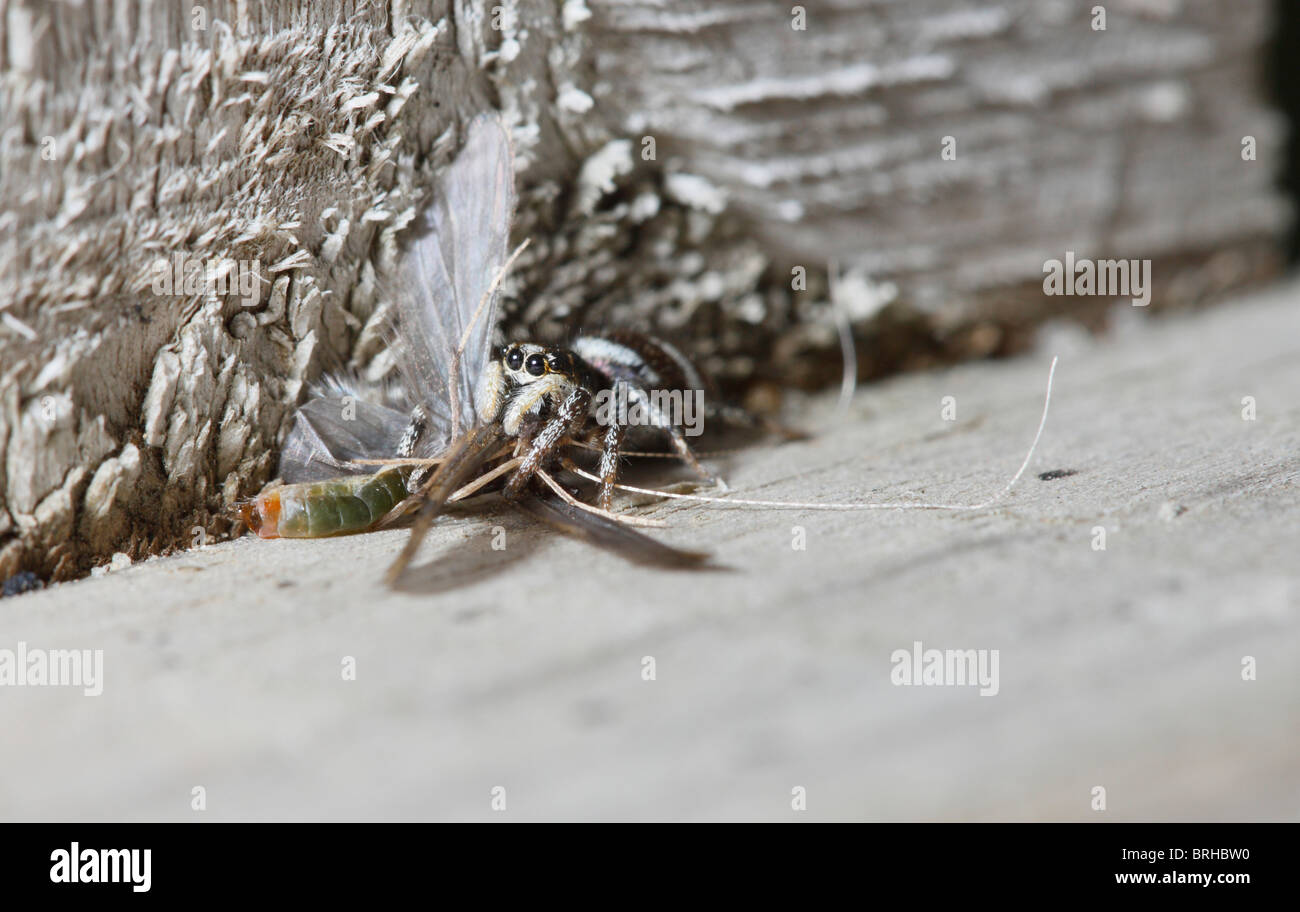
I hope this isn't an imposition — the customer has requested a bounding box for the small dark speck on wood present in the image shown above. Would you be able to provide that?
[2,570,45,598]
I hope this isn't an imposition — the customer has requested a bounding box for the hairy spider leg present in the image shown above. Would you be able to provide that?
[595,420,626,511]
[503,385,593,502]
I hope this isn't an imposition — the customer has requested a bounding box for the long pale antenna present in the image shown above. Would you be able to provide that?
[448,237,530,438]
[565,357,1059,512]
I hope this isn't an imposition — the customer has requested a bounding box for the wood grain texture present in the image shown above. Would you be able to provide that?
[591,0,1288,292]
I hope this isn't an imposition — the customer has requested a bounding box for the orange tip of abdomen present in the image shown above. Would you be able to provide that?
[240,489,281,538]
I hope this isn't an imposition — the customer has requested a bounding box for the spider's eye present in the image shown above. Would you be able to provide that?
[525,353,547,376]
[505,348,524,370]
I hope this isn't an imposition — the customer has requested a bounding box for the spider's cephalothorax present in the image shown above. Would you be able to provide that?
[474,331,718,510]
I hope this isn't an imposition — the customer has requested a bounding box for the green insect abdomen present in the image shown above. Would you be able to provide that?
[248,468,411,538]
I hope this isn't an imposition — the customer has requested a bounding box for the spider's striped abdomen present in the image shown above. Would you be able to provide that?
[572,331,708,395]
[241,468,410,538]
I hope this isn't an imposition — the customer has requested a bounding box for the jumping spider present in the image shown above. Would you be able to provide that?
[400,329,726,514]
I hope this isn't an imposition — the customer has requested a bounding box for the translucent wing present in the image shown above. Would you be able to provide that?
[278,114,515,484]
[387,113,516,450]
[511,494,714,569]
[279,393,410,483]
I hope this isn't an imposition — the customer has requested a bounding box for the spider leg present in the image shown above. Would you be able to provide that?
[615,381,720,486]
[502,386,592,502]
[594,421,626,511]
[509,412,544,460]
[665,423,721,486]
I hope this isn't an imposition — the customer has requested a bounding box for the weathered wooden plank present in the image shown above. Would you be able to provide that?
[1,280,1296,820]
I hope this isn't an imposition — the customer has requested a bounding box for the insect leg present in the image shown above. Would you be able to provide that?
[384,422,507,584]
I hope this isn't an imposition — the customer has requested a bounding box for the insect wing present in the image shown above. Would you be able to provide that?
[384,422,508,584]
[388,113,517,450]
[512,493,714,570]
[382,114,519,580]
[280,394,411,483]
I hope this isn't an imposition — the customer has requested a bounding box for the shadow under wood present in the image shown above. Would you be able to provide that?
[390,508,548,596]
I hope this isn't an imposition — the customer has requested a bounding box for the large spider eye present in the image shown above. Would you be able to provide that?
[505,347,524,370]
[525,353,547,376]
